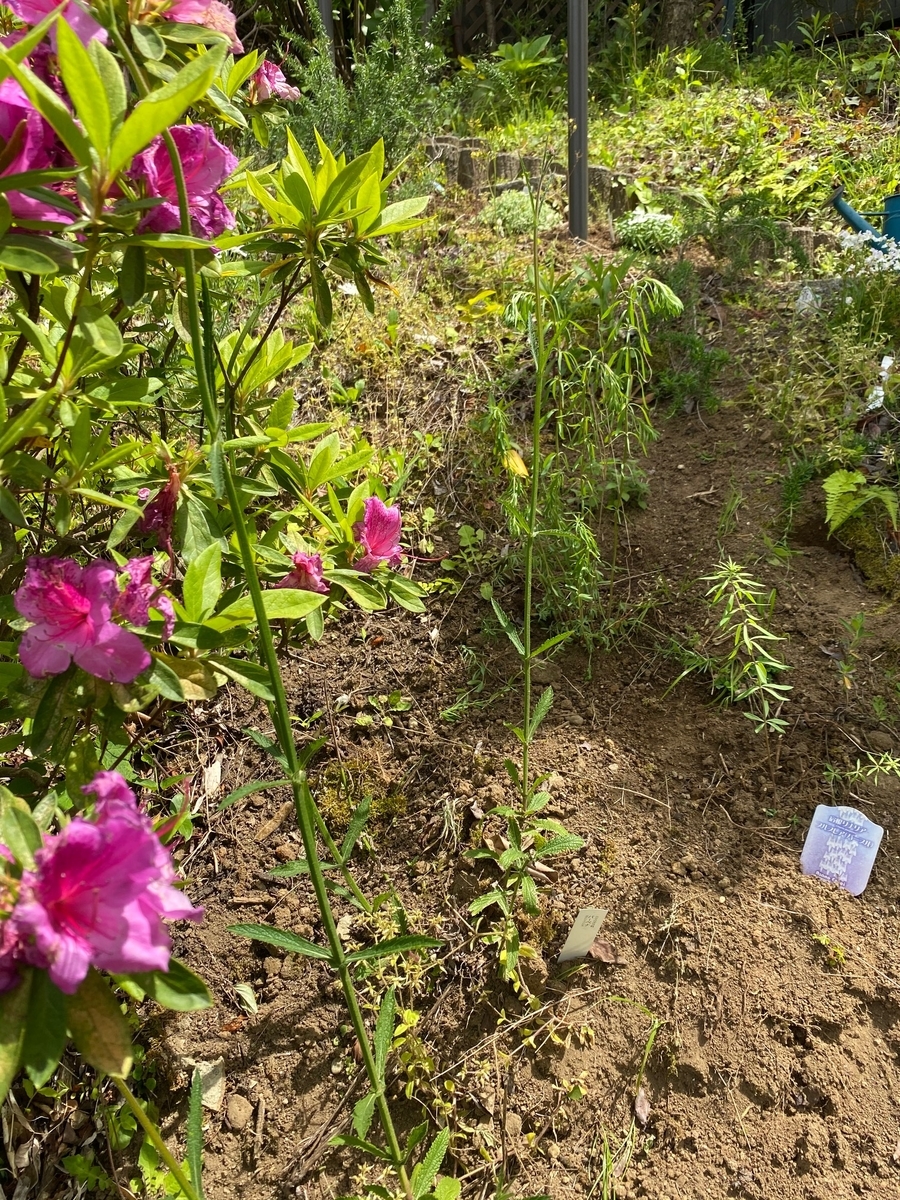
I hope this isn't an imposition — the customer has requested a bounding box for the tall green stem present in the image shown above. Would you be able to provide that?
[159,118,411,1200]
[115,1078,200,1200]
[520,187,549,805]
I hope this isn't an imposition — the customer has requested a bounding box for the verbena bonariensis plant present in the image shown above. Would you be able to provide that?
[0,4,451,1197]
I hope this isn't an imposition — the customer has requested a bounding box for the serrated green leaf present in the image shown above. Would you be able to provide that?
[228,923,333,961]
[345,935,442,964]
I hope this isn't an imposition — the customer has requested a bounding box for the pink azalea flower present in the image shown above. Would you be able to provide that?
[14,557,151,683]
[5,772,203,994]
[274,550,329,594]
[6,0,107,45]
[164,0,242,52]
[248,60,301,104]
[130,125,237,240]
[353,496,402,572]
[114,557,176,639]
[137,464,181,555]
[0,78,70,224]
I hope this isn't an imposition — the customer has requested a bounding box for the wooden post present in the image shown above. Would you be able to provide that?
[567,0,589,241]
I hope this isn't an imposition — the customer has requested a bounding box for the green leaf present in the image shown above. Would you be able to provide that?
[76,305,123,358]
[411,1127,450,1200]
[0,971,33,1108]
[0,483,27,527]
[188,1069,206,1198]
[183,542,222,623]
[352,1092,377,1141]
[125,960,213,1012]
[344,935,442,964]
[147,654,185,701]
[520,873,539,915]
[216,778,290,812]
[22,970,66,1089]
[528,686,554,740]
[309,258,333,327]
[130,22,167,60]
[89,38,127,126]
[206,655,275,701]
[433,1180,461,1200]
[326,569,385,611]
[533,630,573,657]
[109,46,227,176]
[374,987,395,1081]
[0,239,59,274]
[56,19,110,154]
[65,968,134,1078]
[0,389,54,457]
[340,796,371,863]
[468,890,507,916]
[0,795,43,869]
[119,245,147,306]
[213,588,327,627]
[227,923,334,961]
[537,834,585,857]
[367,195,429,238]
[491,598,525,656]
[386,575,426,613]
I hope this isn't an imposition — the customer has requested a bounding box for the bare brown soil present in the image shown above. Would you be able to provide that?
[154,395,900,1199]
[10,222,900,1200]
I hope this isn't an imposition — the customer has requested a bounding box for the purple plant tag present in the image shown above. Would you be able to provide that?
[800,805,884,896]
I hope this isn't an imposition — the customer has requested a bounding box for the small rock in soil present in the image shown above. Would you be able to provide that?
[225,1094,254,1131]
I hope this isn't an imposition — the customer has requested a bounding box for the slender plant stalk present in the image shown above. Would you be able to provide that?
[520,180,549,804]
[114,1077,200,1200]
[159,114,413,1200]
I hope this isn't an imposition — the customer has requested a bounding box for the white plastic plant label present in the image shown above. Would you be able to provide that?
[800,805,884,896]
[557,906,608,962]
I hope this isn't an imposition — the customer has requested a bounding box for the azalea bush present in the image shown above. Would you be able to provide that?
[0,0,436,1192]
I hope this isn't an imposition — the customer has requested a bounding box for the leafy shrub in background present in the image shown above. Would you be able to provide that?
[615,209,682,253]
[281,0,448,164]
[479,189,560,235]
[449,34,564,127]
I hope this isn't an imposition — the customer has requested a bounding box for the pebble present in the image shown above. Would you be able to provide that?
[226,1094,254,1131]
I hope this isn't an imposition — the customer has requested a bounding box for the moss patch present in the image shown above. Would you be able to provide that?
[840,515,900,600]
[314,758,407,834]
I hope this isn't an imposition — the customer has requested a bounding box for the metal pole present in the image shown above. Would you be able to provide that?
[317,0,335,57]
[567,0,589,241]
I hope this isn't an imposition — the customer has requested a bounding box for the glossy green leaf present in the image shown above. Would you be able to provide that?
[205,655,275,700]
[125,960,213,1012]
[0,792,43,869]
[130,22,167,60]
[213,588,327,627]
[22,971,66,1089]
[119,245,147,306]
[183,542,221,623]
[326,570,385,612]
[109,46,226,175]
[65,968,134,1078]
[0,972,33,1108]
[56,19,110,153]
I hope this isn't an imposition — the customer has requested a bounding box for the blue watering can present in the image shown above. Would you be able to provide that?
[828,185,900,252]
